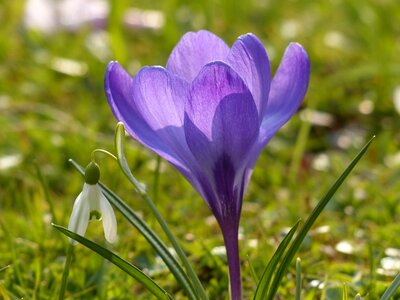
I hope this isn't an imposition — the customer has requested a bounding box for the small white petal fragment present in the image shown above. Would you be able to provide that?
[99,193,117,243]
[381,257,400,271]
[312,153,330,172]
[280,20,299,39]
[335,240,353,254]
[358,99,374,115]
[50,57,88,76]
[0,154,22,171]
[299,109,335,127]
[324,31,348,50]
[211,246,227,257]
[393,86,400,114]
[309,279,325,289]
[68,187,90,245]
[385,248,400,258]
[124,8,165,30]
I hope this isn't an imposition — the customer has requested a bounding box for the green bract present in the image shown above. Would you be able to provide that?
[84,162,100,185]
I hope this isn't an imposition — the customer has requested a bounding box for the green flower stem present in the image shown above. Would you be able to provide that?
[91,148,117,162]
[115,123,208,300]
[59,244,74,300]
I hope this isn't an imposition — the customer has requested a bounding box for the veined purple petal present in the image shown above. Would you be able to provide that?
[184,62,259,169]
[227,33,271,119]
[184,62,259,222]
[166,30,230,82]
[132,66,187,129]
[260,43,310,138]
[105,61,193,171]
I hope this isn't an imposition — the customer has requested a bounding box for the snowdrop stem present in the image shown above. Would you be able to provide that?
[59,243,74,300]
[91,149,117,162]
[222,226,242,300]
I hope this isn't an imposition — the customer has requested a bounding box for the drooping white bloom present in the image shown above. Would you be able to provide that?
[68,162,117,245]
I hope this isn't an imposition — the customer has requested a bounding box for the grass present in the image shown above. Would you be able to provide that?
[1,0,400,298]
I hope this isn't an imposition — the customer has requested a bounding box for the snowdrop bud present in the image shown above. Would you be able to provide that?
[85,161,100,184]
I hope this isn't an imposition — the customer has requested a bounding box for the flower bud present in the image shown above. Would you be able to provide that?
[84,162,100,185]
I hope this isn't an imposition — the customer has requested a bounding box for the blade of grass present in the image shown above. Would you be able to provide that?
[295,258,301,300]
[153,155,162,201]
[288,99,315,187]
[342,283,348,300]
[247,255,259,284]
[52,224,171,299]
[115,122,208,300]
[380,272,400,300]
[34,163,57,224]
[108,0,128,64]
[58,244,73,300]
[69,159,197,300]
[266,136,374,300]
[0,265,11,273]
[253,219,301,300]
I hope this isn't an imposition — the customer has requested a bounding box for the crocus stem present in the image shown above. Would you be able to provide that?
[222,226,242,300]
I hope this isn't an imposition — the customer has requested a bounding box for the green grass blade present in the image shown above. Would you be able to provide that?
[247,255,259,284]
[266,136,374,300]
[114,122,207,300]
[0,265,11,273]
[153,155,162,201]
[254,219,301,300]
[342,284,348,300]
[108,0,128,64]
[296,258,302,300]
[58,244,73,300]
[69,159,198,300]
[381,272,400,300]
[52,224,171,299]
[34,163,58,224]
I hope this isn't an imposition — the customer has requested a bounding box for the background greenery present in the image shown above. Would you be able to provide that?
[1,0,400,299]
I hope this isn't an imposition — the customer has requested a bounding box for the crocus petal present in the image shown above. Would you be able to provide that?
[166,30,230,82]
[184,62,259,222]
[68,186,90,245]
[105,61,194,171]
[131,66,187,129]
[227,33,271,118]
[259,43,310,141]
[185,62,259,168]
[99,192,117,243]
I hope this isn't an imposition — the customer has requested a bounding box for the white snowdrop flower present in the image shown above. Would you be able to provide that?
[68,162,117,245]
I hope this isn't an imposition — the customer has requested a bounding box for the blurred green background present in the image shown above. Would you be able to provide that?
[1,0,400,299]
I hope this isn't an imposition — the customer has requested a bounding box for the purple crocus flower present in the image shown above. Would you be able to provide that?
[105,30,310,299]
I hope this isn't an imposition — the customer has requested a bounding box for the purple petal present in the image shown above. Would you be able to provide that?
[184,62,259,169]
[105,61,193,170]
[259,42,310,145]
[227,33,271,119]
[183,62,259,223]
[131,66,187,129]
[166,30,230,82]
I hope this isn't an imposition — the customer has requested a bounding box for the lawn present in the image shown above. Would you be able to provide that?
[1,0,400,299]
